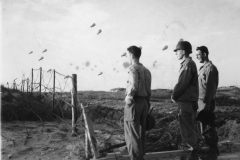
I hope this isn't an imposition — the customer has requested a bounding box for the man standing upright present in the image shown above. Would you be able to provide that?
[196,46,219,159]
[172,41,199,160]
[124,46,151,160]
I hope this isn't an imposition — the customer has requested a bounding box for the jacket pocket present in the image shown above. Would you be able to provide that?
[124,103,135,121]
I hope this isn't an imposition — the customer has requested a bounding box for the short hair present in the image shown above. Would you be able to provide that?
[127,46,141,59]
[196,46,209,56]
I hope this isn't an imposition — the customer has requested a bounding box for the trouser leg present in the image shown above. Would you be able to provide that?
[124,120,144,160]
[124,97,148,160]
[178,101,198,150]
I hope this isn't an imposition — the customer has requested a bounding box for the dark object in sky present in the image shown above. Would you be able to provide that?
[70,63,73,66]
[153,61,157,68]
[29,51,33,54]
[97,29,102,35]
[42,49,47,53]
[98,72,103,76]
[47,69,52,72]
[76,66,79,70]
[121,52,126,57]
[162,45,168,51]
[85,61,90,67]
[113,68,115,70]
[90,23,96,28]
[39,57,44,61]
[123,62,130,68]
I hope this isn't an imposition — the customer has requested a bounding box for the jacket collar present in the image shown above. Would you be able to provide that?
[181,57,191,67]
[200,61,212,70]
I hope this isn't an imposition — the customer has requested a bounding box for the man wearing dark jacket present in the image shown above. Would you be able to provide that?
[172,41,199,160]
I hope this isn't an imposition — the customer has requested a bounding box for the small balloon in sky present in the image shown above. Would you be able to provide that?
[179,38,184,42]
[123,62,130,68]
[90,23,96,28]
[76,66,79,70]
[98,72,103,76]
[113,68,115,70]
[97,29,102,35]
[42,49,47,53]
[70,63,73,66]
[121,52,127,57]
[153,61,157,68]
[29,51,33,54]
[162,45,168,51]
[95,65,97,67]
[39,57,44,61]
[85,61,90,67]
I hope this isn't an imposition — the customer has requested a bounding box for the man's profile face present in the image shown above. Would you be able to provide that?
[175,50,184,60]
[196,50,204,63]
[127,51,132,64]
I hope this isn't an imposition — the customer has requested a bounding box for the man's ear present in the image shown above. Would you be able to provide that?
[203,52,206,57]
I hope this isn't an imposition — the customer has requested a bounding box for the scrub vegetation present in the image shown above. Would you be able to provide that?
[1,85,240,159]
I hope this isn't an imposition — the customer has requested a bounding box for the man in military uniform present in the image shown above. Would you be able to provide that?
[196,46,219,159]
[172,41,199,160]
[124,46,151,160]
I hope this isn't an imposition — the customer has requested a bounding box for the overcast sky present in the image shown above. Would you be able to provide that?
[1,0,240,91]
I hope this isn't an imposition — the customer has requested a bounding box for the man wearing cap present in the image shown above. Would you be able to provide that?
[196,46,219,159]
[124,46,151,160]
[172,41,199,160]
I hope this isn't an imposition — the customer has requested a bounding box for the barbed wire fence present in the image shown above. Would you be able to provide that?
[3,69,193,157]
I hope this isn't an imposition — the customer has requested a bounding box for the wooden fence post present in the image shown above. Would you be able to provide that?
[26,78,29,93]
[81,104,100,159]
[52,69,55,113]
[71,74,77,136]
[31,68,33,94]
[85,129,91,160]
[39,67,42,98]
[22,80,25,92]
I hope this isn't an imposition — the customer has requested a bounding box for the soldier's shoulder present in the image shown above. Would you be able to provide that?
[187,58,197,67]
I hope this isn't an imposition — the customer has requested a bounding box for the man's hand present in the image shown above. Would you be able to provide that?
[171,95,176,103]
[125,96,134,105]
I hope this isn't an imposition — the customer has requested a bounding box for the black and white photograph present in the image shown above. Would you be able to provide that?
[1,0,240,160]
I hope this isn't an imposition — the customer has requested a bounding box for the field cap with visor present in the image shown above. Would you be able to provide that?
[174,41,192,54]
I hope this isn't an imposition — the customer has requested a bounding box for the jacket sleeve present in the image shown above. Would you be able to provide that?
[172,63,193,100]
[204,66,217,104]
[126,68,139,98]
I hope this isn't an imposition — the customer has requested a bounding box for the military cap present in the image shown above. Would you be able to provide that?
[174,41,192,54]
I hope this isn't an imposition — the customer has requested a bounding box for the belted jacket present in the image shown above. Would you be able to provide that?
[198,61,219,104]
